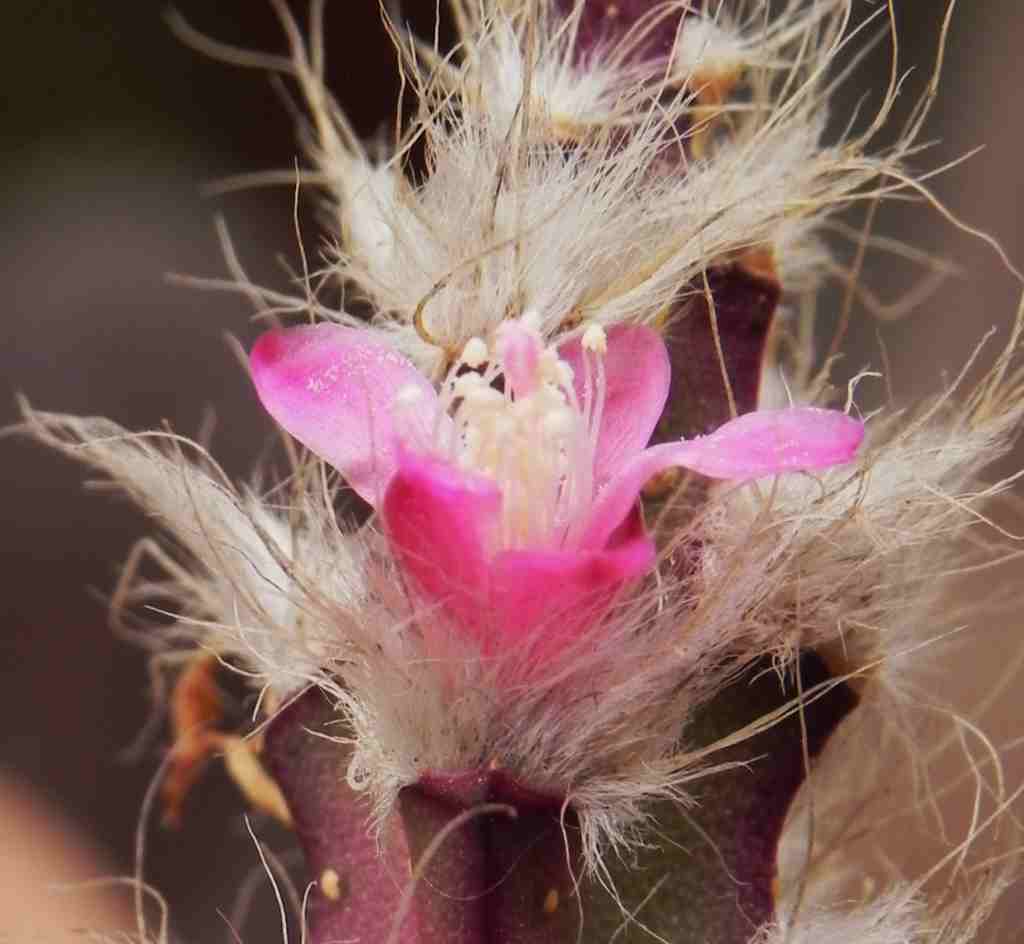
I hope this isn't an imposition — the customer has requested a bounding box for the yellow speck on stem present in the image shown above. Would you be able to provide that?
[321,868,342,901]
[543,888,559,914]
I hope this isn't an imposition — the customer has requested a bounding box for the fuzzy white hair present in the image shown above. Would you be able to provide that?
[332,1,902,377]
[170,0,923,379]
[705,319,1024,686]
[20,408,368,697]
[753,891,931,944]
[773,696,1020,944]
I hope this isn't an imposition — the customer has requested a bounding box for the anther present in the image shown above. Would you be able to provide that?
[461,337,489,368]
[582,323,608,354]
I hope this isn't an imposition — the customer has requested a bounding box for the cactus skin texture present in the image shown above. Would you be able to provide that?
[657,261,782,442]
[555,0,686,64]
[264,653,856,944]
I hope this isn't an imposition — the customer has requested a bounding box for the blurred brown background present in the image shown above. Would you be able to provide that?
[2,1,1022,942]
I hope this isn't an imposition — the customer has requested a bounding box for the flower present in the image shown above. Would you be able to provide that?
[250,316,862,669]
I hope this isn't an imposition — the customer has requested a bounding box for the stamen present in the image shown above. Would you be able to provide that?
[452,372,487,399]
[461,337,489,369]
[520,310,542,333]
[429,314,610,551]
[588,351,607,449]
[496,317,543,398]
[582,323,607,354]
[541,410,574,439]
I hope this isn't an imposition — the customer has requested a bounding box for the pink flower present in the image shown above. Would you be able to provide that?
[250,318,862,668]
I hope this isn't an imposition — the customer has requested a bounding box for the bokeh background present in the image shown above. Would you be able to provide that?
[2,1,1022,941]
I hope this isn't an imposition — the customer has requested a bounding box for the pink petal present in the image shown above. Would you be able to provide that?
[382,450,501,643]
[670,407,865,478]
[584,407,864,547]
[558,325,670,486]
[488,531,655,666]
[250,324,441,505]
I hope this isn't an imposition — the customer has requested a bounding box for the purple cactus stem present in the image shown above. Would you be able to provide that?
[556,0,686,65]
[263,690,417,943]
[657,258,781,442]
[575,652,859,942]
[264,694,581,943]
[263,652,856,944]
[399,769,582,943]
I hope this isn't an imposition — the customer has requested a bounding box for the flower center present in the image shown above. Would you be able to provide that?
[442,315,607,549]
